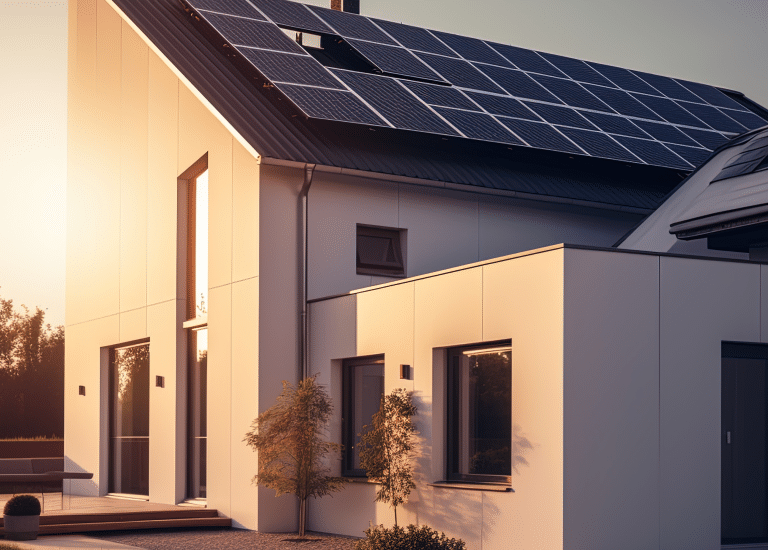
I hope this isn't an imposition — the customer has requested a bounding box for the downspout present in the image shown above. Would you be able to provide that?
[299,163,316,381]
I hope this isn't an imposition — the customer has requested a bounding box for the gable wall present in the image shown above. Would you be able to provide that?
[65,0,265,528]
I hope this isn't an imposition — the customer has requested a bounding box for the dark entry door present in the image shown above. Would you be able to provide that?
[722,342,768,545]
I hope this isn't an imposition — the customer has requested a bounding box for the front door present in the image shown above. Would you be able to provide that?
[109,342,150,497]
[722,342,768,545]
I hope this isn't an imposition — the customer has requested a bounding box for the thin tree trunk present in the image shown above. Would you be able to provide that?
[394,505,397,528]
[299,498,307,537]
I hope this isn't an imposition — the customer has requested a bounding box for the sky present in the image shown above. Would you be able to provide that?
[1,0,767,329]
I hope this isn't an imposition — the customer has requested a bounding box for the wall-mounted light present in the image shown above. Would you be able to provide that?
[400,364,411,380]
[78,386,86,396]
[156,376,165,388]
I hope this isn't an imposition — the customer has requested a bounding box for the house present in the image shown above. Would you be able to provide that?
[64,0,768,548]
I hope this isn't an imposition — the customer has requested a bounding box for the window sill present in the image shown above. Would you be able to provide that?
[428,481,514,493]
[342,477,379,484]
[183,315,208,329]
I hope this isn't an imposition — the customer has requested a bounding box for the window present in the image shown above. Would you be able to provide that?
[187,167,208,320]
[342,355,385,476]
[447,342,511,483]
[109,342,150,496]
[187,328,207,500]
[356,225,406,278]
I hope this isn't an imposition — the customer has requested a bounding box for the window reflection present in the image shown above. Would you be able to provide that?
[188,169,208,320]
[448,344,511,482]
[188,328,207,499]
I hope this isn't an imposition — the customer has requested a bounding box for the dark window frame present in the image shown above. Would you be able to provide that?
[342,354,385,477]
[356,224,406,278]
[447,341,512,484]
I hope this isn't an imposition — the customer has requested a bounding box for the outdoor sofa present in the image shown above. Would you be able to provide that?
[0,458,93,509]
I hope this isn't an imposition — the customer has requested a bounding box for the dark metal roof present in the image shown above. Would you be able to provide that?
[113,0,690,210]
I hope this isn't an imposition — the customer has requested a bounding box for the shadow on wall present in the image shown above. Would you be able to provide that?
[407,393,534,545]
[64,457,98,496]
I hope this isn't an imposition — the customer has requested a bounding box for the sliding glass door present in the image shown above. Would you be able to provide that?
[109,343,150,497]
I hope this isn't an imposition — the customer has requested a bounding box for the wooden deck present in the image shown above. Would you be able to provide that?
[0,494,230,536]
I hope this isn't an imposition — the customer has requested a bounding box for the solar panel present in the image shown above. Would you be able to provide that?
[631,95,705,127]
[664,144,711,168]
[529,75,611,112]
[400,81,480,111]
[307,5,396,44]
[631,120,699,147]
[578,111,650,138]
[189,0,266,20]
[537,52,615,87]
[433,108,522,144]
[612,136,690,169]
[278,83,387,125]
[238,48,345,88]
[486,43,566,78]
[416,53,505,94]
[249,0,333,34]
[332,70,459,135]
[430,31,514,67]
[677,80,745,110]
[720,109,768,131]
[346,39,444,82]
[681,128,729,150]
[463,92,540,120]
[557,127,640,163]
[581,84,662,120]
[631,71,702,103]
[477,66,562,103]
[369,19,457,57]
[497,118,582,154]
[679,103,744,134]
[199,12,304,53]
[522,102,596,130]
[586,63,659,96]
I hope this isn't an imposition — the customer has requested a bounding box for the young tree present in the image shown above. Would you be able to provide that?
[358,388,417,527]
[244,375,344,537]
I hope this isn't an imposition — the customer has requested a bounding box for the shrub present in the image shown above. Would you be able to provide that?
[3,495,41,516]
[354,524,466,550]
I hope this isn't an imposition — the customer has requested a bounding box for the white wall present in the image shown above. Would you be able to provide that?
[307,172,640,300]
[307,247,566,549]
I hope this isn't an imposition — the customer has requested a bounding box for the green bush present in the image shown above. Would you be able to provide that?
[354,524,466,550]
[3,495,41,516]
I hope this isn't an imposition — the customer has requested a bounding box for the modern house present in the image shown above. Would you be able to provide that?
[64,0,768,548]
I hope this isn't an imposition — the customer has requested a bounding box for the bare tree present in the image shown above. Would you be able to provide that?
[359,388,417,527]
[244,375,345,537]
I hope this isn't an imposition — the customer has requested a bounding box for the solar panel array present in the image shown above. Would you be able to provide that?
[185,0,768,170]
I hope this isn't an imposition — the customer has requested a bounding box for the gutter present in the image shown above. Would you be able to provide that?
[299,163,316,381]
[258,156,653,215]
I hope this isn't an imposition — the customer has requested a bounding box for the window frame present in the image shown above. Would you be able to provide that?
[179,154,209,322]
[446,340,512,484]
[342,354,385,477]
[355,224,406,278]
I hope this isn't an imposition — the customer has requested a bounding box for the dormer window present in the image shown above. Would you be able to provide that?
[356,224,406,277]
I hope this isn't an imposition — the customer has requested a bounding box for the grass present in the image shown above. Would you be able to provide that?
[0,436,62,441]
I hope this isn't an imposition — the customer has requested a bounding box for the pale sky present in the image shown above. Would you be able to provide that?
[1,0,767,328]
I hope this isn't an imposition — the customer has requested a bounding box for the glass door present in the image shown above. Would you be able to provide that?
[109,343,150,497]
[187,328,207,500]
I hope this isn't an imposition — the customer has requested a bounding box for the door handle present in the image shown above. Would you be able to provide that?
[726,431,731,444]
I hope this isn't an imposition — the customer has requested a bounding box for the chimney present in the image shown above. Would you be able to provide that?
[330,0,359,13]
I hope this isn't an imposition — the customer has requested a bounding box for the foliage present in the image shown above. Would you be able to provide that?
[0,292,64,439]
[244,375,345,537]
[3,495,41,516]
[354,524,466,550]
[0,544,21,549]
[358,388,417,527]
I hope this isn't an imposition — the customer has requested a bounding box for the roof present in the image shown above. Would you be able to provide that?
[111,0,768,210]
[669,127,768,246]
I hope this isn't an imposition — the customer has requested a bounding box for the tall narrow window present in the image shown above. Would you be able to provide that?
[187,169,208,320]
[187,328,207,500]
[342,355,385,476]
[109,342,150,497]
[447,342,511,483]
